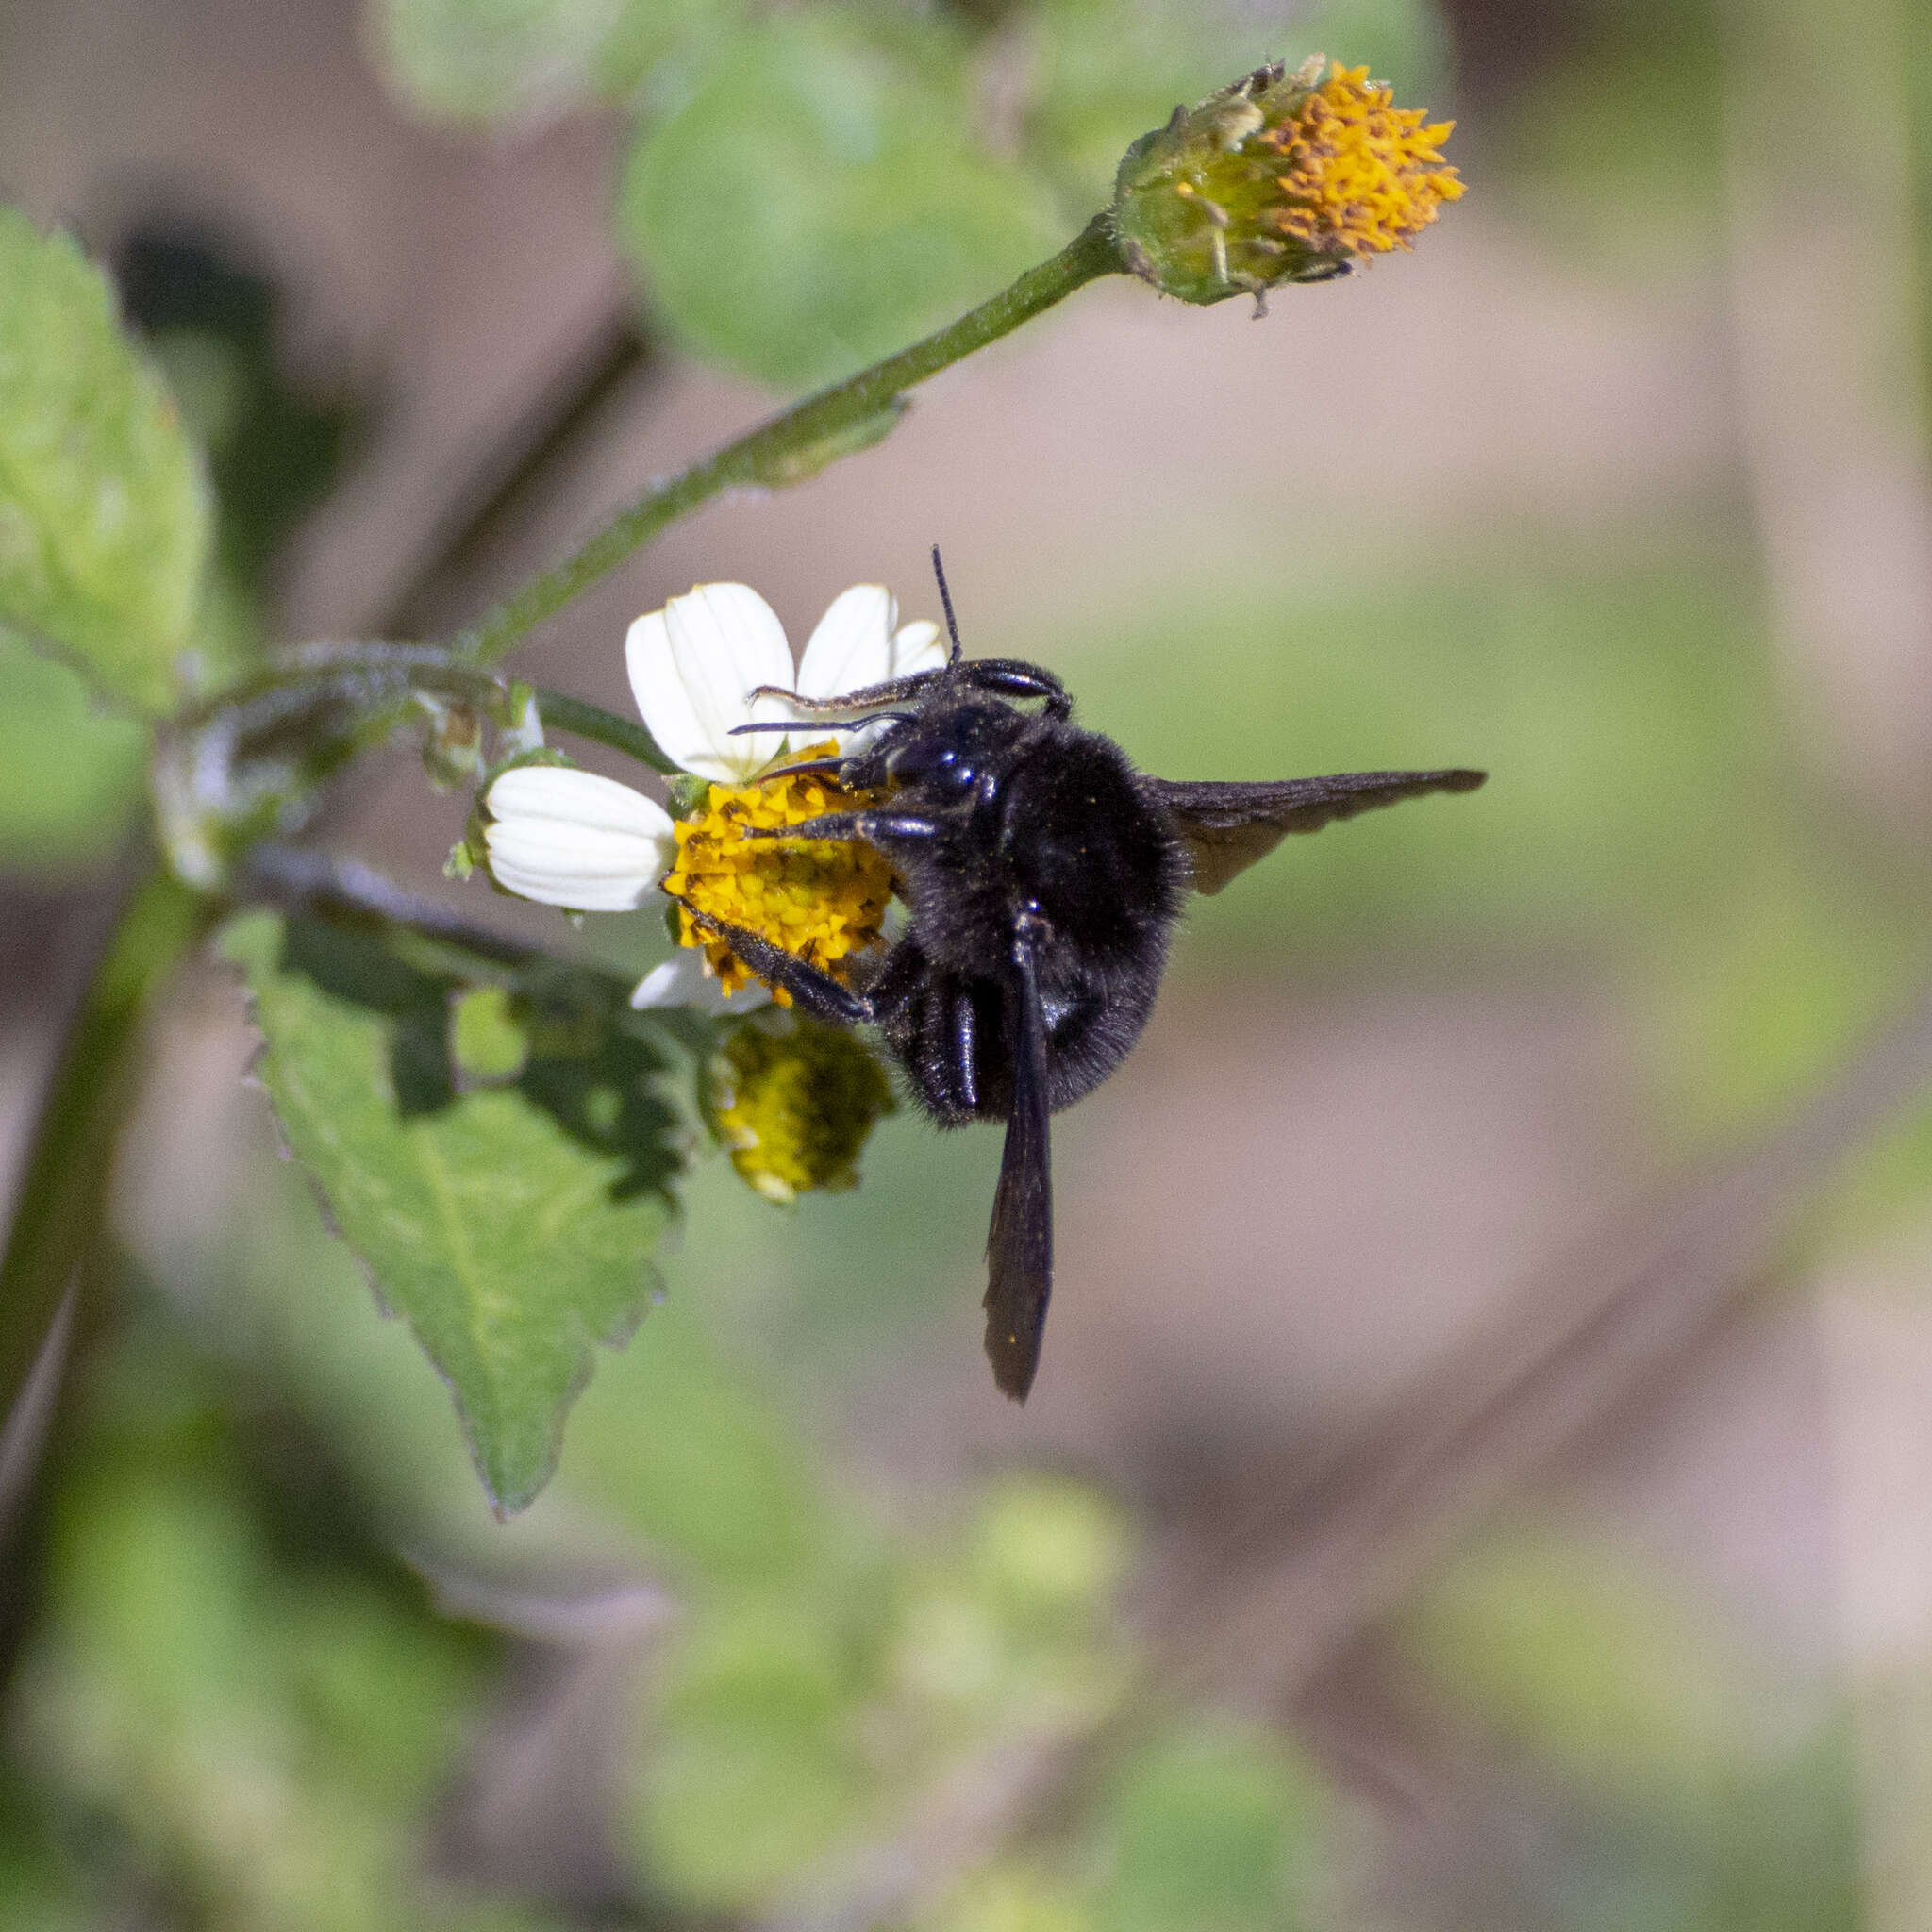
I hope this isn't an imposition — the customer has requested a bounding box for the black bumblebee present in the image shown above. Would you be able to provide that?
[681,555,1485,1401]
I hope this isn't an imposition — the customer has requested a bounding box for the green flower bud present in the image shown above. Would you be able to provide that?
[1111,58,1463,308]
[709,1009,895,1204]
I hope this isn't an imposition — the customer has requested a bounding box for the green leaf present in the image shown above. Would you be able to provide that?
[374,0,738,124]
[0,208,212,715]
[221,910,687,1514]
[618,9,1063,391]
[0,626,145,873]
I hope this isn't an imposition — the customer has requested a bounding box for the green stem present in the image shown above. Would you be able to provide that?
[0,861,215,1428]
[532,686,675,774]
[455,214,1124,668]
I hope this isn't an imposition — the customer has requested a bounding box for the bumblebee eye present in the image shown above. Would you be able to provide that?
[890,741,975,796]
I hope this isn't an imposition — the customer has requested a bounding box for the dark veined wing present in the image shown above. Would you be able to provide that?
[1147,769,1486,896]
[983,918,1054,1402]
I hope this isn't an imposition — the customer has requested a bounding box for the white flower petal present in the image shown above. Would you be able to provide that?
[488,765,674,839]
[628,583,794,784]
[630,951,772,1015]
[796,584,897,706]
[483,766,674,911]
[622,608,706,774]
[891,618,946,676]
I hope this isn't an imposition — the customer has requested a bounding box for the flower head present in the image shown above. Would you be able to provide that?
[1112,58,1462,306]
[664,747,896,1001]
[709,1009,897,1203]
[479,580,943,1009]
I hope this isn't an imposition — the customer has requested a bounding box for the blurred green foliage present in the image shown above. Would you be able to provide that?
[0,210,212,718]
[0,1317,548,1932]
[0,222,354,872]
[617,8,1061,391]
[374,0,1441,388]
[0,631,146,872]
[122,226,363,608]
[1405,1526,1863,1932]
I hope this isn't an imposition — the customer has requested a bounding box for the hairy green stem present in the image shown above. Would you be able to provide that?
[455,215,1124,668]
[0,862,215,1429]
[532,686,675,774]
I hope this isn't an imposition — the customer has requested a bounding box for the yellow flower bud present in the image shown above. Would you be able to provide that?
[1112,58,1463,308]
[710,1011,896,1204]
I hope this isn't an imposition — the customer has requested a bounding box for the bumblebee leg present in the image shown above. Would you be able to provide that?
[746,672,945,712]
[743,811,941,846]
[951,660,1072,720]
[743,757,847,784]
[952,986,980,1113]
[673,902,874,1024]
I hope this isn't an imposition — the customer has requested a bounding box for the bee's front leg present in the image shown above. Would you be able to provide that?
[744,811,940,848]
[671,901,875,1025]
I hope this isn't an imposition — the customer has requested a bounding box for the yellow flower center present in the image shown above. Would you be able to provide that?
[661,744,895,1003]
[712,1013,897,1203]
[1262,63,1463,258]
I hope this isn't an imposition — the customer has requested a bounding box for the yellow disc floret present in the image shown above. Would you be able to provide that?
[1262,63,1462,258]
[712,1011,897,1203]
[662,744,895,1003]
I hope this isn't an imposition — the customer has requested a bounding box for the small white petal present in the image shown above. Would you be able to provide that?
[628,583,794,784]
[796,584,897,707]
[483,766,674,911]
[891,618,946,676]
[629,951,772,1015]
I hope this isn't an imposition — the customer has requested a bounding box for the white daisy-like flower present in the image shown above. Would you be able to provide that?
[479,581,942,1008]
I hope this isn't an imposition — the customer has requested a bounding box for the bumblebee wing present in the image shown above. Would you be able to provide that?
[1148,770,1485,896]
[983,923,1054,1402]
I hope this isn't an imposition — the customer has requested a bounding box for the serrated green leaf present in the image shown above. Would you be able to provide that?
[221,910,686,1514]
[0,208,212,715]
[618,9,1063,391]
[0,625,145,873]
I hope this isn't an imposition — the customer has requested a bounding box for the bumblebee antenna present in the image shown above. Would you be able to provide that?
[931,544,963,665]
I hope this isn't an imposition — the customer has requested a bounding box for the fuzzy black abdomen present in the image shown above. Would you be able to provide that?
[998,727,1187,956]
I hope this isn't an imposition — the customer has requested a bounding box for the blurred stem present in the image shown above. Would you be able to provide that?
[374,306,658,639]
[454,213,1124,667]
[239,844,541,980]
[0,861,214,1430]
[532,685,676,774]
